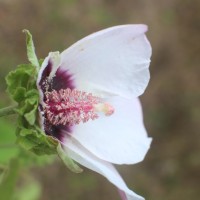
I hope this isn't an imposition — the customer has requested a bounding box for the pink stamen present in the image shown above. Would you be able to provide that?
[44,88,102,126]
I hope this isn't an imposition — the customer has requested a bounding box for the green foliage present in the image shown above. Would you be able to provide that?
[5,60,58,158]
[23,29,40,71]
[17,128,58,156]
[6,64,36,102]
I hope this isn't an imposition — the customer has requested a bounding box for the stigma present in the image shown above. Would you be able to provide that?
[43,88,114,126]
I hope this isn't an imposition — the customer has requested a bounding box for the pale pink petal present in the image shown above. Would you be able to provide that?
[60,24,151,98]
[69,97,152,164]
[63,137,144,200]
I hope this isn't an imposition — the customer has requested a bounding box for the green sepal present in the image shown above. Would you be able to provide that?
[23,29,40,70]
[6,63,39,126]
[57,144,83,173]
[6,64,37,102]
[17,89,39,125]
[17,126,82,173]
[24,104,38,125]
[17,132,57,156]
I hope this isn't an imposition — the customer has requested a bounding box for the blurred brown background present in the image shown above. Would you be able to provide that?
[0,0,200,200]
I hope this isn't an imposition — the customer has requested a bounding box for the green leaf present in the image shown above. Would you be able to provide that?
[57,144,83,173]
[6,64,36,102]
[22,29,40,70]
[17,127,58,156]
[0,159,20,200]
[26,89,39,104]
[12,87,26,102]
[24,104,38,125]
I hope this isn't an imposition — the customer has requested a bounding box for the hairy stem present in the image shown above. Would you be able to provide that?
[0,105,18,117]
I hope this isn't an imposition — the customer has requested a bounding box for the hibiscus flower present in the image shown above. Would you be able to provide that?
[37,24,152,200]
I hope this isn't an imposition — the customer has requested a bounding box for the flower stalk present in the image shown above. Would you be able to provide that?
[0,105,17,117]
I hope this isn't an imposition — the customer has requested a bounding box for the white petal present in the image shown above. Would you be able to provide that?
[63,137,144,200]
[37,54,50,101]
[70,97,152,164]
[60,24,151,98]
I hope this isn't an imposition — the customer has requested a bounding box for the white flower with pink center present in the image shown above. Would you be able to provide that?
[37,24,152,200]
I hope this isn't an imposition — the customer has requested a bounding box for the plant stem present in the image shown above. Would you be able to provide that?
[0,105,17,117]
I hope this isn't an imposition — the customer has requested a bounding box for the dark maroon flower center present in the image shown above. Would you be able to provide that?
[38,60,75,140]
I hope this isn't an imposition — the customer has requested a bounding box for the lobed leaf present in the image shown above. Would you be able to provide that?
[6,64,36,102]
